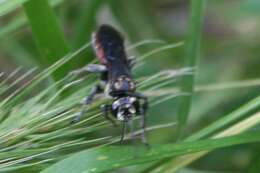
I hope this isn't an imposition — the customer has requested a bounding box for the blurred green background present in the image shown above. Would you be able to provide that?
[0,0,260,172]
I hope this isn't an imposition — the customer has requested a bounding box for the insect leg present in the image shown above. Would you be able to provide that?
[84,64,107,73]
[139,105,149,147]
[71,85,103,123]
[69,64,107,78]
[130,92,149,146]
[130,92,148,113]
[100,104,117,127]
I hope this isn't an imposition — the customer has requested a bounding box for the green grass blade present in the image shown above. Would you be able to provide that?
[0,0,63,16]
[0,38,37,68]
[144,94,260,173]
[0,14,27,39]
[23,0,70,80]
[148,92,260,172]
[150,95,260,171]
[152,111,260,173]
[0,0,65,40]
[0,42,91,111]
[72,0,102,48]
[187,95,260,141]
[41,131,260,173]
[177,0,206,137]
[108,0,173,62]
[0,0,29,16]
[71,0,103,67]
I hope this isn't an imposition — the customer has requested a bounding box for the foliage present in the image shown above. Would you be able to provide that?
[0,0,260,173]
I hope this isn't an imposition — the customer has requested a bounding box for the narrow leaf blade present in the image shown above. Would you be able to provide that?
[177,0,205,137]
[42,132,260,173]
[23,0,70,80]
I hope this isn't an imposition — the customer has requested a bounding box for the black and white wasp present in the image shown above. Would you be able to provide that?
[71,24,148,145]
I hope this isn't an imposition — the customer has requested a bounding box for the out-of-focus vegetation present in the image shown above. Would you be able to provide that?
[0,0,260,172]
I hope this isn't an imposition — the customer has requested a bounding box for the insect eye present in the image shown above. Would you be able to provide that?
[129,107,136,114]
[114,81,121,90]
[129,82,135,90]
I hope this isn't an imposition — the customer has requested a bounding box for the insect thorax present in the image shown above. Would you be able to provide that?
[104,75,135,98]
[112,75,135,91]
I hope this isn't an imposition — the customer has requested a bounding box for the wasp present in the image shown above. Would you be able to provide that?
[71,24,148,145]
